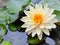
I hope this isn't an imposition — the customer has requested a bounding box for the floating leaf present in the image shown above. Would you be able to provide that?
[0,8,9,24]
[8,23,17,32]
[7,13,18,24]
[40,0,60,11]
[0,8,18,24]
[53,10,60,22]
[8,21,22,31]
[6,0,31,13]
[1,40,12,45]
[28,35,44,44]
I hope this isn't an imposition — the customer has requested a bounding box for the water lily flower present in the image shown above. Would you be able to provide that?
[21,4,58,40]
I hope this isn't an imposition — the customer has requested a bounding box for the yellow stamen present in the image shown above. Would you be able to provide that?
[30,13,43,24]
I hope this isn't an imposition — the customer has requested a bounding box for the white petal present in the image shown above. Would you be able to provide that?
[27,30,34,35]
[21,17,29,22]
[50,19,58,23]
[38,32,43,40]
[29,5,35,11]
[48,9,54,14]
[21,23,30,28]
[32,27,42,37]
[44,4,48,8]
[25,24,36,32]
[24,10,35,17]
[37,4,43,13]
[50,23,56,28]
[35,4,39,9]
[35,4,41,13]
[24,11,29,16]
[44,23,56,29]
[42,29,50,35]
[39,4,42,10]
[31,27,41,36]
[43,14,56,23]
[44,4,54,15]
[43,4,49,15]
[21,17,33,24]
[32,31,36,37]
[36,29,41,36]
[47,14,56,20]
[39,24,44,28]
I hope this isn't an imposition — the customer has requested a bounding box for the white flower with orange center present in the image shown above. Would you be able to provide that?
[21,4,58,40]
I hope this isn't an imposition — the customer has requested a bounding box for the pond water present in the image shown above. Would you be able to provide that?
[2,27,60,45]
[3,30,28,45]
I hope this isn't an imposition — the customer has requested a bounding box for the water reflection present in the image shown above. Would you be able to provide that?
[3,30,28,45]
[45,37,55,45]
[32,0,40,3]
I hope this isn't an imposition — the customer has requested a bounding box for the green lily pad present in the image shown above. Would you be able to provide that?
[1,40,12,45]
[53,10,60,22]
[40,0,60,11]
[8,23,17,32]
[28,35,44,44]
[0,8,18,24]
[6,0,31,13]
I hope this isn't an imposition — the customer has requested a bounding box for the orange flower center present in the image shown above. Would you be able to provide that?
[31,13,43,24]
